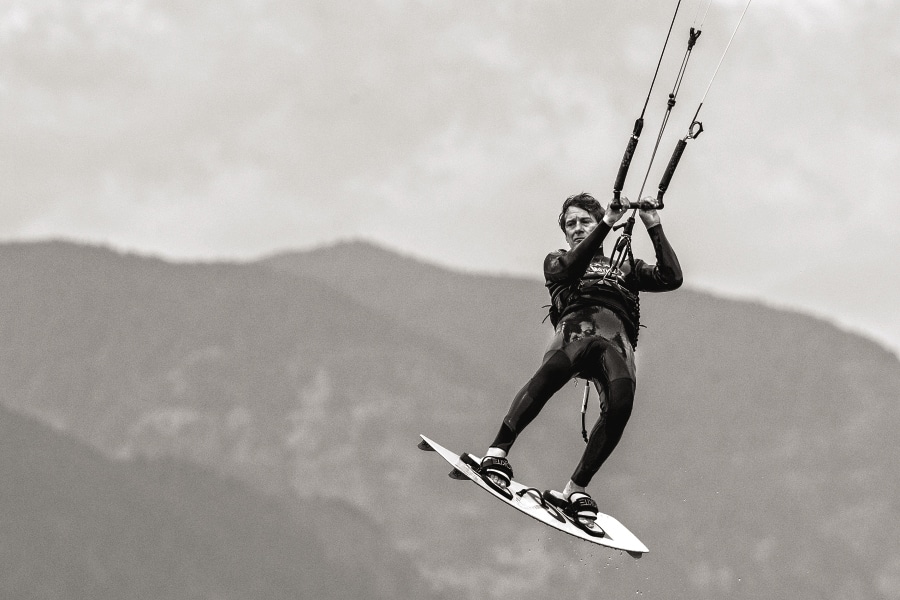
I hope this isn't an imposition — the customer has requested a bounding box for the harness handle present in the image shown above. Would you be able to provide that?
[580,379,591,443]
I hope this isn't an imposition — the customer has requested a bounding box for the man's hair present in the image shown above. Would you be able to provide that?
[557,193,605,232]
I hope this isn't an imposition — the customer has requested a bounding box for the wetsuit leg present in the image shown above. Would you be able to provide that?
[570,340,636,488]
[490,349,575,453]
[571,378,635,487]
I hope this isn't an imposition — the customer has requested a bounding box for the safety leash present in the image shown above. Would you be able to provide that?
[580,379,591,443]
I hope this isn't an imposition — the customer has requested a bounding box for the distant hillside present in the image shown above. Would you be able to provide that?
[265,240,552,388]
[0,404,442,600]
[2,239,899,600]
[0,239,505,453]
[270,239,900,599]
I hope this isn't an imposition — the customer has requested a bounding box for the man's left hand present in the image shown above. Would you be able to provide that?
[638,196,661,228]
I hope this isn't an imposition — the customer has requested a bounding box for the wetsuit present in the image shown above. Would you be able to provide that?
[490,219,682,487]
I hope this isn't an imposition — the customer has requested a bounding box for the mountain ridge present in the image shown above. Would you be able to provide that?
[2,239,899,599]
[0,402,445,600]
[272,237,900,360]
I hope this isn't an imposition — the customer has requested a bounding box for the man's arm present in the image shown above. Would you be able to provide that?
[633,206,683,292]
[544,220,612,282]
[544,200,628,283]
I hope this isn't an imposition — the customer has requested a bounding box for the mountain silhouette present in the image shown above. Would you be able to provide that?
[1,239,898,599]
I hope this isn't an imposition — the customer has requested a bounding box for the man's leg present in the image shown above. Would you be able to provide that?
[489,349,575,453]
[570,376,635,488]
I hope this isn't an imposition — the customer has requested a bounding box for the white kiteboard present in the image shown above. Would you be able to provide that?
[418,434,648,557]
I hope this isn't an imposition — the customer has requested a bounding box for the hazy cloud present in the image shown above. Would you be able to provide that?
[1,0,897,350]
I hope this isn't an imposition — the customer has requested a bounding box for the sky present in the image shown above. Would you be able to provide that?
[1,0,898,355]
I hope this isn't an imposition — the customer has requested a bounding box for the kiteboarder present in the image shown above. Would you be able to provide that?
[478,192,682,523]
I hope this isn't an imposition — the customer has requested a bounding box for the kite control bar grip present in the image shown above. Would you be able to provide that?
[655,138,688,209]
[609,199,661,211]
[612,118,644,200]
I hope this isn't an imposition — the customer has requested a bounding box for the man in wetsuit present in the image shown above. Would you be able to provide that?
[478,192,682,523]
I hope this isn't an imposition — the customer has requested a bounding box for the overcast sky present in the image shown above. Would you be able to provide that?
[1,0,898,354]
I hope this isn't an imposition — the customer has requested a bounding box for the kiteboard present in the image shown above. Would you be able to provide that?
[418,434,648,557]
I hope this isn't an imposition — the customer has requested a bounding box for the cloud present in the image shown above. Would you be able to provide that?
[0,0,898,350]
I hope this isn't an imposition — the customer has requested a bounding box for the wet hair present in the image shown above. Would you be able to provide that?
[557,193,605,232]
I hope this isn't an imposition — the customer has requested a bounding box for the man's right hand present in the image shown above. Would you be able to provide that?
[603,197,630,226]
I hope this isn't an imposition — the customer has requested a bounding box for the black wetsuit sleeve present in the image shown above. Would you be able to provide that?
[544,221,613,283]
[632,224,683,292]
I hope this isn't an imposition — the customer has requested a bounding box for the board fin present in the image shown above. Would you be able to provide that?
[448,467,469,480]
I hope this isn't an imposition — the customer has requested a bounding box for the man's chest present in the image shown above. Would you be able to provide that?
[581,259,628,285]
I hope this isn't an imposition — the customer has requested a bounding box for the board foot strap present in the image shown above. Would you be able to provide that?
[542,490,606,538]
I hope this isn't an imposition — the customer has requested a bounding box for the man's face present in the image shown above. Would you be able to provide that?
[563,206,598,250]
